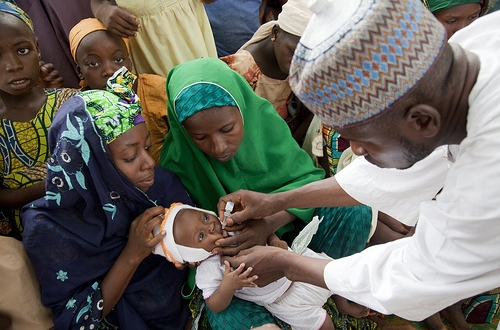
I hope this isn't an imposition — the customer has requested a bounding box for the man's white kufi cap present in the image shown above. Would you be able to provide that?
[290,0,447,128]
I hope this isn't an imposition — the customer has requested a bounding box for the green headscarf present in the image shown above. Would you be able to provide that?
[160,58,324,223]
[423,0,483,13]
[80,67,144,144]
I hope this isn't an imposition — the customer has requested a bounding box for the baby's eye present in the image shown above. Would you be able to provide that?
[203,214,209,223]
[87,61,99,68]
[115,57,124,64]
[18,47,30,55]
[198,232,205,242]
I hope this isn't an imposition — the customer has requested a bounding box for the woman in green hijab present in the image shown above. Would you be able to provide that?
[423,0,493,38]
[160,58,375,329]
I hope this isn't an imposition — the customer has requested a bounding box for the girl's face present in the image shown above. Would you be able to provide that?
[76,30,133,90]
[108,123,155,192]
[434,3,482,39]
[272,27,301,75]
[173,208,223,253]
[0,14,40,96]
[182,106,244,162]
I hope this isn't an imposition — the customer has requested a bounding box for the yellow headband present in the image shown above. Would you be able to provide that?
[69,18,129,62]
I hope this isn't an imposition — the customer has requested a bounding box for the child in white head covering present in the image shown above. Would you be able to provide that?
[154,202,368,330]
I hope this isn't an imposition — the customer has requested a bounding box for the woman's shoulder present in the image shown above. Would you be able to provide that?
[221,50,261,88]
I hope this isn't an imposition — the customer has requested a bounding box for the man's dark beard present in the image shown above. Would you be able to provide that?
[398,136,434,170]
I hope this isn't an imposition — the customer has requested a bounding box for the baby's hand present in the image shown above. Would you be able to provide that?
[221,260,258,291]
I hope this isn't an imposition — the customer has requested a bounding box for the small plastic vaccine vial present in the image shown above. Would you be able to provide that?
[222,201,234,229]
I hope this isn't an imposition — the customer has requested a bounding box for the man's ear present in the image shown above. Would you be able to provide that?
[402,104,441,139]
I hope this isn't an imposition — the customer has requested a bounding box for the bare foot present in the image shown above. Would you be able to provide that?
[333,295,370,318]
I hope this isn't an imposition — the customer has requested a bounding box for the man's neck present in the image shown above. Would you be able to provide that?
[439,44,480,146]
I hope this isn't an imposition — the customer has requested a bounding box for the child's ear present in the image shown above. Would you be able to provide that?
[34,37,41,60]
[271,25,280,42]
[76,65,84,80]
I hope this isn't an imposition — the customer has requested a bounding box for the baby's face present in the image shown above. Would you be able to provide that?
[173,209,223,253]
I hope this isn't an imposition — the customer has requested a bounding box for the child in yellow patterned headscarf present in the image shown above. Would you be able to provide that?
[0,2,78,329]
[0,0,78,237]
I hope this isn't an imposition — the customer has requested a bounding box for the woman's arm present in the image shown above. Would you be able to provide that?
[0,181,45,208]
[100,206,165,316]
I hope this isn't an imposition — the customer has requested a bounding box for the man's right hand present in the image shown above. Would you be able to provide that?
[223,245,288,287]
[217,190,279,226]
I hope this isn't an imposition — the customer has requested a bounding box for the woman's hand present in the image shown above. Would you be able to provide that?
[100,206,165,316]
[37,61,63,88]
[92,1,139,37]
[213,219,271,256]
[123,206,165,264]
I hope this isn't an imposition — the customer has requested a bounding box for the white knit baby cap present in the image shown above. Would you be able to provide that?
[277,0,313,37]
[153,202,215,263]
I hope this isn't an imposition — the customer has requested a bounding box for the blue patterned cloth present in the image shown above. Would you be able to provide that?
[0,0,34,31]
[21,95,193,329]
